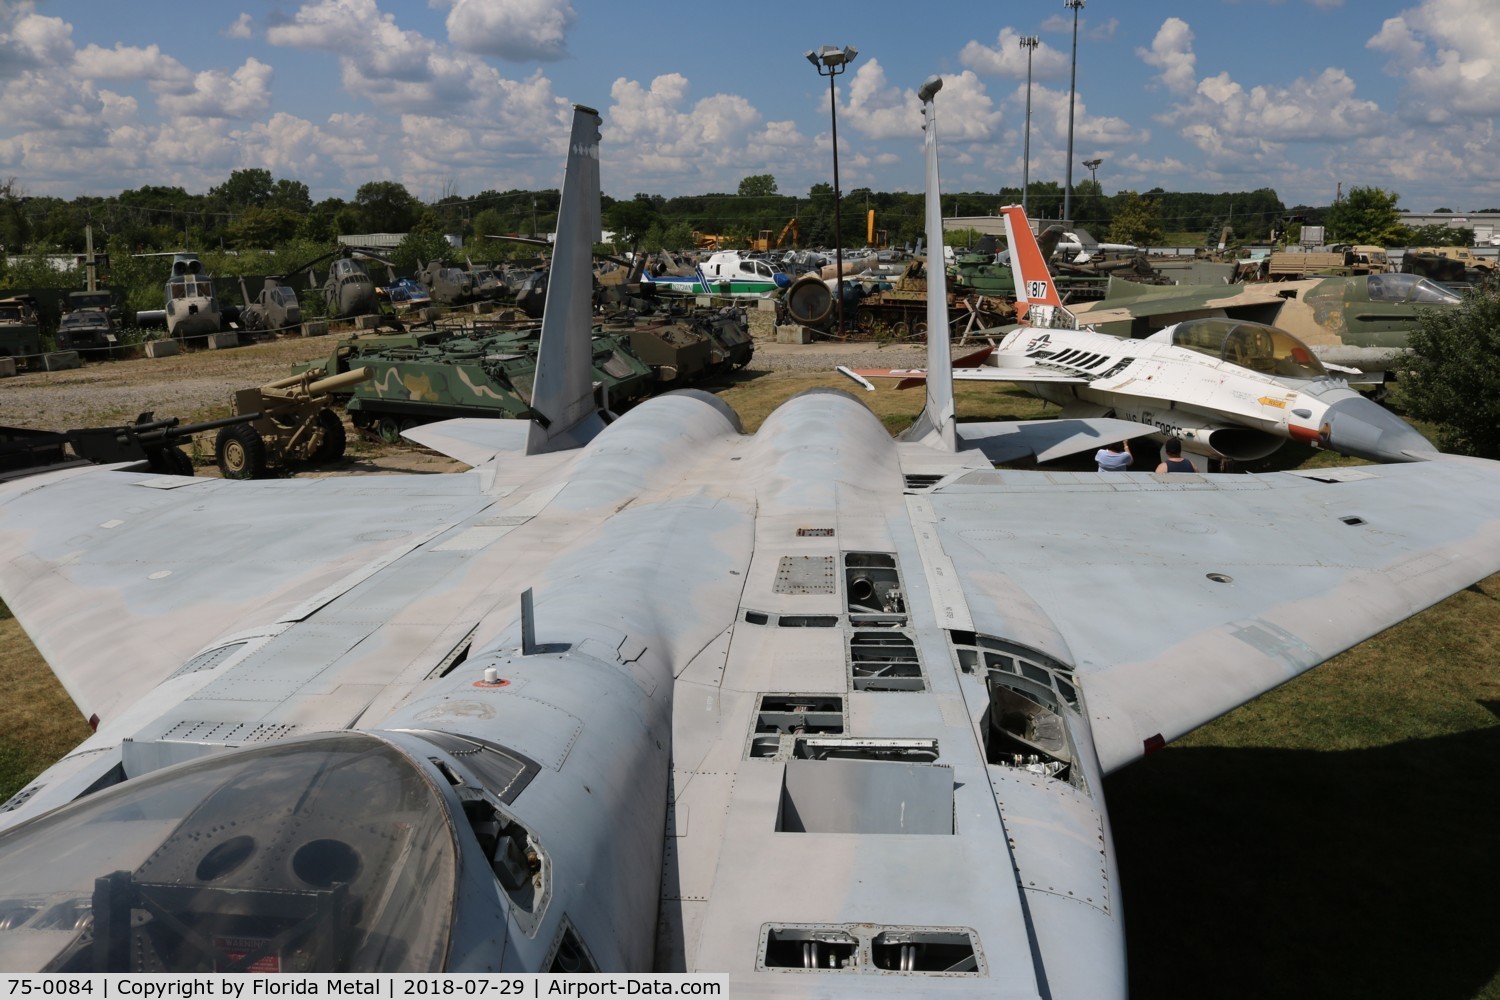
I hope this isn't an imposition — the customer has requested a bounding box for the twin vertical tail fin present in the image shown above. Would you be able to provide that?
[901,76,957,451]
[999,204,1076,330]
[526,104,608,455]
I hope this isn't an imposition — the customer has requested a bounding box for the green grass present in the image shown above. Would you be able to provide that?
[1109,578,1500,999]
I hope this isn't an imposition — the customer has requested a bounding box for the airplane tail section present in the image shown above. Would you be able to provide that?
[526,104,607,454]
[1000,204,1077,330]
[900,76,957,451]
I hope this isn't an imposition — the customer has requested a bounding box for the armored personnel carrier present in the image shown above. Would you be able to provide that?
[313,327,654,442]
[299,297,755,442]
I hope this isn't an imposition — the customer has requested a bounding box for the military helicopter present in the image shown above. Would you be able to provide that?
[134,253,225,340]
[282,246,395,321]
[463,257,508,299]
[415,259,477,306]
[235,276,303,335]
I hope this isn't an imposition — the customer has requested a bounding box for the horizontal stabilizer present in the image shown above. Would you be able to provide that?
[401,418,533,468]
[958,417,1157,464]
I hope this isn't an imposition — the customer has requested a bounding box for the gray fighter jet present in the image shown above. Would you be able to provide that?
[1,96,1500,993]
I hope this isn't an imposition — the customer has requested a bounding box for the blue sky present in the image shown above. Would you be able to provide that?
[1,0,1497,212]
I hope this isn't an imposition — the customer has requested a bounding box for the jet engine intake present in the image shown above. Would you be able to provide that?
[1196,425,1284,462]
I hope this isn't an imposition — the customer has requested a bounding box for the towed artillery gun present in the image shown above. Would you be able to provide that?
[215,366,372,478]
[0,411,255,481]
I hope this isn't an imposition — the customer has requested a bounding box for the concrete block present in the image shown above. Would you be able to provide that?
[774,325,814,345]
[145,339,180,358]
[756,297,779,311]
[207,331,239,350]
[472,301,496,314]
[43,351,81,371]
[0,357,16,377]
[356,314,380,330]
[301,321,330,337]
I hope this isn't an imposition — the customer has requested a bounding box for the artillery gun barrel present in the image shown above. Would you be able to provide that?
[308,366,373,397]
[128,417,181,434]
[131,411,259,445]
[263,368,326,391]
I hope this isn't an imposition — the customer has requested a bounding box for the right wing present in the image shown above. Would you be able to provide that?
[926,455,1500,772]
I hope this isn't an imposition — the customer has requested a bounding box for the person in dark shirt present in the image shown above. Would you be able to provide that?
[1155,438,1197,473]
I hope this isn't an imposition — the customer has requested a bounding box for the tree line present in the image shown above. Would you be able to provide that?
[1,167,1342,258]
[0,168,1476,319]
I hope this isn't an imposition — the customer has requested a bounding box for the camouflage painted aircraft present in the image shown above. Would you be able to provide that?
[2,94,1500,994]
[1069,268,1463,378]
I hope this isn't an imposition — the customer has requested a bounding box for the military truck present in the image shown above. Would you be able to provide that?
[55,290,118,355]
[0,296,42,363]
[1406,245,1494,273]
[1266,245,1392,280]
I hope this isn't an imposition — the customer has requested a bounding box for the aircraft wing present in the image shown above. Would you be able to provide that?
[926,456,1500,773]
[839,364,1087,390]
[0,465,494,726]
[956,417,1159,463]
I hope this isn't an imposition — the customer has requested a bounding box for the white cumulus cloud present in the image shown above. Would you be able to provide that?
[1138,18,1197,94]
[157,58,273,119]
[1368,0,1500,122]
[960,27,1070,81]
[224,13,253,39]
[441,0,574,61]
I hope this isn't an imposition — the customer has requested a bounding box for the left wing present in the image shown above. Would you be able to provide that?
[0,466,494,726]
[926,456,1500,772]
[956,417,1158,464]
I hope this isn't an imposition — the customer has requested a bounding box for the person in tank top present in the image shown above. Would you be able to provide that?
[1155,438,1197,473]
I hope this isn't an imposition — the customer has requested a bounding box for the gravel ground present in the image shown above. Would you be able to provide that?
[0,309,952,431]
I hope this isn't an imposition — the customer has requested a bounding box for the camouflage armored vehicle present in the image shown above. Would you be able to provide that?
[321,329,654,442]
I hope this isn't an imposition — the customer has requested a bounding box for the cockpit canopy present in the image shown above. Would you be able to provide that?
[1167,317,1327,379]
[1363,272,1462,305]
[0,733,456,973]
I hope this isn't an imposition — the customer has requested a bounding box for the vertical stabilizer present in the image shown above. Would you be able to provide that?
[901,76,956,451]
[526,104,607,454]
[1000,204,1073,329]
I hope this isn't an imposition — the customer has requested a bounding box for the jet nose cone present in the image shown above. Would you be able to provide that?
[1320,396,1437,463]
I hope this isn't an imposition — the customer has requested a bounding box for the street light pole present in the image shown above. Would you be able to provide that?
[1062,0,1085,224]
[1083,157,1102,189]
[1020,35,1039,213]
[807,45,858,334]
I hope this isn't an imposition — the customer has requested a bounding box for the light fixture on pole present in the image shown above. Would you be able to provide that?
[1019,35,1039,213]
[806,44,858,333]
[1083,157,1102,189]
[1062,0,1085,223]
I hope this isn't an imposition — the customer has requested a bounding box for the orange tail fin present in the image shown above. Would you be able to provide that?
[999,204,1062,323]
